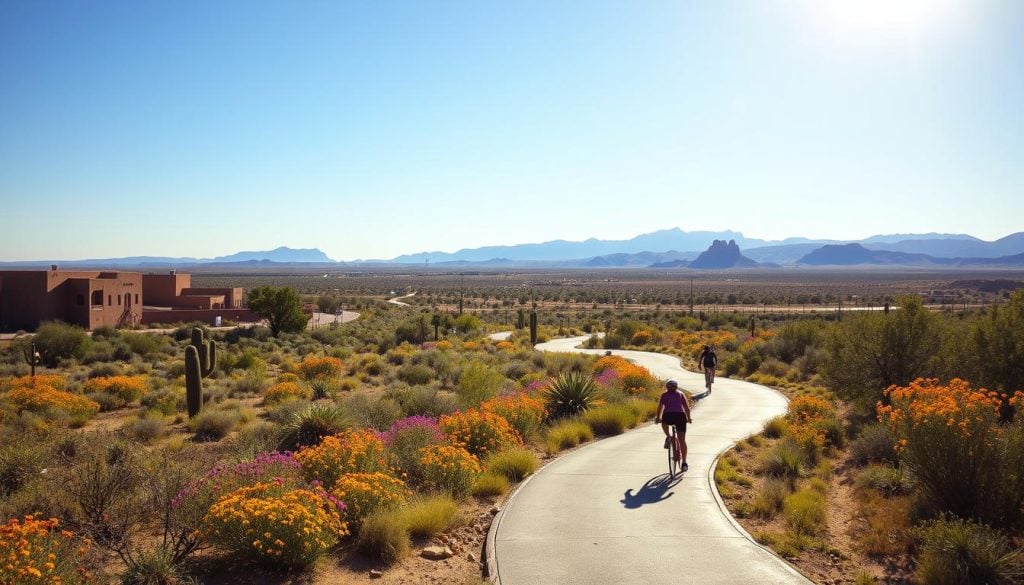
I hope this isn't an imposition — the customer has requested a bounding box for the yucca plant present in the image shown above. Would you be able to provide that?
[277,404,351,451]
[543,371,601,419]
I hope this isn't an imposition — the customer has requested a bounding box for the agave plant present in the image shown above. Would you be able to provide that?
[543,371,601,420]
[277,403,351,452]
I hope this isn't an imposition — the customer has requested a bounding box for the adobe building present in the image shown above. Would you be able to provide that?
[0,268,258,331]
[0,267,143,331]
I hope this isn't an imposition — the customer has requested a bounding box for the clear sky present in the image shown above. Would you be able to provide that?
[1,1,1022,261]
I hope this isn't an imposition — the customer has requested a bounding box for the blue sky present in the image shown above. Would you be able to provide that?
[1,1,1022,261]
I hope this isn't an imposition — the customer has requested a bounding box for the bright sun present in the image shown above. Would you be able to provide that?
[799,0,968,47]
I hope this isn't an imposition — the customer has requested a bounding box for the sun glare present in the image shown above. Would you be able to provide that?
[798,0,968,47]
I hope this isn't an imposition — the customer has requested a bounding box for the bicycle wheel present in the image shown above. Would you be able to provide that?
[667,430,679,478]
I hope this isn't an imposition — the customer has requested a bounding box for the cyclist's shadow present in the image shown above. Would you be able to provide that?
[620,474,682,509]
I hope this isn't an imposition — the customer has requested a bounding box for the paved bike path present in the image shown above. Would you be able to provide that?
[488,336,811,585]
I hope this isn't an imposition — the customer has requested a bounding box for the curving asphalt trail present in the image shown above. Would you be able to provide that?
[488,336,811,585]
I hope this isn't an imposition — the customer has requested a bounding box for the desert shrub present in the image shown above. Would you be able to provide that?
[86,362,124,378]
[439,409,521,458]
[0,374,67,393]
[758,439,804,482]
[228,421,280,461]
[32,321,90,366]
[581,404,638,436]
[356,508,410,565]
[915,518,1024,585]
[342,394,403,431]
[879,378,1024,528]
[121,331,168,357]
[485,447,538,483]
[380,416,445,484]
[457,362,503,407]
[543,371,601,419]
[277,403,351,452]
[785,395,839,456]
[399,495,458,538]
[82,375,147,403]
[397,363,434,386]
[752,477,789,519]
[417,444,481,498]
[120,546,182,585]
[298,356,343,380]
[471,472,509,497]
[0,516,97,583]
[203,481,347,568]
[385,385,459,418]
[126,413,166,443]
[850,423,898,466]
[783,488,826,535]
[332,472,410,528]
[544,419,594,454]
[0,443,47,497]
[481,393,546,439]
[722,354,744,378]
[86,391,124,412]
[856,465,905,496]
[761,416,787,439]
[308,378,340,401]
[263,381,312,405]
[266,397,312,425]
[191,410,240,442]
[295,429,388,488]
[139,387,182,416]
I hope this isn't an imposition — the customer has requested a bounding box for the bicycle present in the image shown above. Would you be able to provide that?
[667,425,682,478]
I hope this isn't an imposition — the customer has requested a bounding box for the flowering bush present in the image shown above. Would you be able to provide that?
[174,452,303,512]
[878,378,1024,527]
[263,382,312,405]
[3,385,99,421]
[298,356,343,380]
[81,375,147,403]
[0,374,67,393]
[495,341,515,351]
[481,393,546,439]
[435,340,453,351]
[0,516,94,583]
[332,472,411,527]
[381,416,445,483]
[668,330,739,355]
[204,480,347,568]
[462,341,480,351]
[593,356,655,394]
[439,409,521,458]
[295,429,388,489]
[630,330,655,346]
[785,395,838,453]
[417,444,482,497]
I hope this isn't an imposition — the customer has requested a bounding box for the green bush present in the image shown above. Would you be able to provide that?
[191,410,240,442]
[397,363,435,386]
[400,495,459,538]
[915,518,1024,585]
[485,448,538,482]
[33,321,90,366]
[581,404,637,436]
[0,443,47,497]
[758,439,803,482]
[544,420,594,454]
[457,362,503,407]
[127,414,166,444]
[543,372,600,419]
[855,465,905,496]
[357,509,410,565]
[87,391,125,412]
[471,472,509,497]
[385,385,459,418]
[850,423,898,466]
[783,488,826,536]
[761,416,787,439]
[343,395,403,431]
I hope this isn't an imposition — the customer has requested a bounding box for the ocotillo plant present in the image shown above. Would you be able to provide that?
[185,327,216,417]
[529,311,538,346]
[185,345,203,417]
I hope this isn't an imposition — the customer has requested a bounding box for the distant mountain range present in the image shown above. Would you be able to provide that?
[2,229,1024,270]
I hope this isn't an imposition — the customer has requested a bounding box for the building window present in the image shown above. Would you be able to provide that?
[77,294,85,306]
[91,291,103,306]
[108,295,112,306]
[135,294,139,304]
[117,294,122,306]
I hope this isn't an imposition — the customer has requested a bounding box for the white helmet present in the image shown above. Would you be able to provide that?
[666,379,678,389]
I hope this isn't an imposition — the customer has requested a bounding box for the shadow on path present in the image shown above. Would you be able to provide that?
[620,474,682,509]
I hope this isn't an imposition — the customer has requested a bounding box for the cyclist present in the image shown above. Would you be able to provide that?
[698,344,718,394]
[655,379,692,472]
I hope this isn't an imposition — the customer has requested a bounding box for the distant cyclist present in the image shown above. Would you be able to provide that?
[698,345,718,394]
[655,379,692,472]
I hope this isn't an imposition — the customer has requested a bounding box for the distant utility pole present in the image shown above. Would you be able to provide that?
[689,278,694,316]
[459,273,465,315]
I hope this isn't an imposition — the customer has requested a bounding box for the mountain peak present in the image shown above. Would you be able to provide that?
[688,239,759,269]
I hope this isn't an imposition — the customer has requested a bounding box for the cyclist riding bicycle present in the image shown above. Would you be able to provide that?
[698,345,718,394]
[655,379,692,472]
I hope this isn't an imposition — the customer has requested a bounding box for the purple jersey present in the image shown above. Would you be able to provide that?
[659,390,687,413]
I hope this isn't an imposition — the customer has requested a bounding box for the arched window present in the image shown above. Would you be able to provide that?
[91,291,103,306]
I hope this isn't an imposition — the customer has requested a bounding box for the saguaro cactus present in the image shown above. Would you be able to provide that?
[529,311,538,346]
[184,327,216,417]
[516,309,525,330]
[190,327,217,378]
[185,345,203,417]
